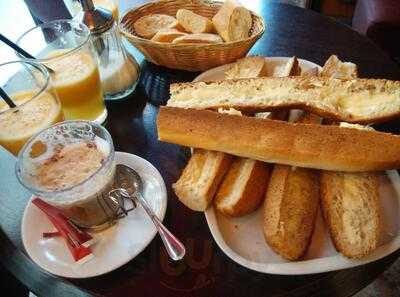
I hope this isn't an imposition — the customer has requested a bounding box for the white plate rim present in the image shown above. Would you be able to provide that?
[205,171,400,275]
[21,151,167,278]
[197,57,400,275]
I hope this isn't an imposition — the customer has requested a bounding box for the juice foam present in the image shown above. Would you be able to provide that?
[0,90,63,155]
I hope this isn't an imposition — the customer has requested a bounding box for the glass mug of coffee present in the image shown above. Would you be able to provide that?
[16,121,125,230]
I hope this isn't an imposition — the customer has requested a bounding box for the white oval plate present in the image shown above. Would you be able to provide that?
[22,152,167,278]
[196,57,400,275]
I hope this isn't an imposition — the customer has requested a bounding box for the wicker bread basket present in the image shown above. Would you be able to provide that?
[119,0,265,71]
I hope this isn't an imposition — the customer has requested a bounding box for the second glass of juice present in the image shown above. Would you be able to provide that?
[0,60,63,155]
[16,19,107,123]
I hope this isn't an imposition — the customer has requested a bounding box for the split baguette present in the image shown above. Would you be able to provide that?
[225,56,268,79]
[263,163,320,260]
[319,55,381,259]
[172,57,295,213]
[263,112,321,261]
[212,0,252,42]
[167,76,400,124]
[214,110,288,217]
[320,171,381,258]
[272,56,301,77]
[224,56,301,80]
[319,55,358,79]
[263,65,319,260]
[213,58,295,217]
[172,149,233,211]
[176,9,214,33]
[214,158,270,216]
[157,106,400,172]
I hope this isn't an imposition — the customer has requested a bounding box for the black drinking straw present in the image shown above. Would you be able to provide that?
[0,87,16,108]
[0,33,54,73]
[0,33,35,59]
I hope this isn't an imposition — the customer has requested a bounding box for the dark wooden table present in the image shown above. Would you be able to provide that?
[1,1,400,297]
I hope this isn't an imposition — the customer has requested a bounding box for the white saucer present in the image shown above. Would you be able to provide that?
[21,152,167,278]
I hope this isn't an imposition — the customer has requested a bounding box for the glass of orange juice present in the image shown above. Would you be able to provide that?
[16,19,107,124]
[0,60,64,155]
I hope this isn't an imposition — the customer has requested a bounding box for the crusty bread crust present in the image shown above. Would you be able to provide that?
[151,29,187,43]
[168,76,400,124]
[214,159,270,216]
[172,149,233,211]
[263,112,320,260]
[282,56,301,76]
[263,165,320,260]
[320,171,381,258]
[318,55,381,259]
[133,14,178,39]
[176,9,214,33]
[157,107,400,172]
[213,58,295,217]
[225,56,268,80]
[320,55,358,79]
[172,33,222,44]
[213,110,287,217]
[211,0,252,42]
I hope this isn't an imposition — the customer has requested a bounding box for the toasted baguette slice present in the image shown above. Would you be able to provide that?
[172,33,223,44]
[320,171,381,258]
[225,56,300,80]
[157,107,400,172]
[214,110,288,217]
[263,113,320,260]
[264,164,320,260]
[167,76,400,124]
[176,9,214,33]
[272,56,301,77]
[172,149,233,211]
[302,67,319,77]
[214,158,270,216]
[214,57,295,217]
[225,56,267,79]
[320,55,358,79]
[134,14,178,39]
[212,0,252,42]
[319,55,380,259]
[151,28,187,43]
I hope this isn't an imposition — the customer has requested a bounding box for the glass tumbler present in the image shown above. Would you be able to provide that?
[16,19,107,123]
[16,121,118,230]
[0,60,63,155]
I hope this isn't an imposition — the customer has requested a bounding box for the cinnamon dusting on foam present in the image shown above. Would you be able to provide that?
[35,142,105,191]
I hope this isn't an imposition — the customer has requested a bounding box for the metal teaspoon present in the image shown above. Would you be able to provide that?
[115,164,186,261]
